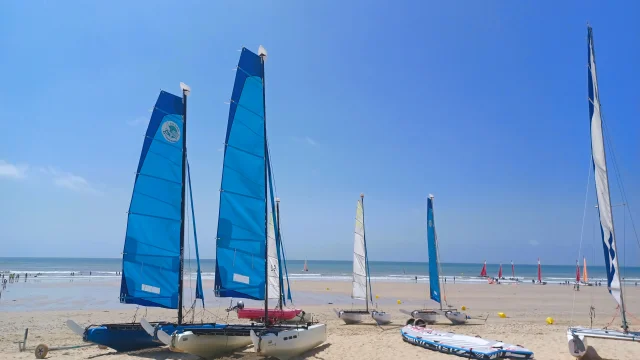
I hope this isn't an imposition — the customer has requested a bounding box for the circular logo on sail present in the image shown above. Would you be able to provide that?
[161,120,180,143]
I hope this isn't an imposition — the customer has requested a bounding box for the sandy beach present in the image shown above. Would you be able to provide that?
[1,279,639,360]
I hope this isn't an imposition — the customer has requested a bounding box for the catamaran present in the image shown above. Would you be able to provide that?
[153,46,326,360]
[402,195,469,325]
[66,84,224,352]
[581,257,592,286]
[401,195,532,358]
[567,26,640,357]
[535,258,547,285]
[303,259,309,272]
[336,194,391,325]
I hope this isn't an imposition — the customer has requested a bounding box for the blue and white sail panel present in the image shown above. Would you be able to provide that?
[187,162,204,305]
[120,91,184,309]
[352,199,367,300]
[215,48,267,301]
[426,195,441,304]
[587,27,623,308]
[267,210,280,300]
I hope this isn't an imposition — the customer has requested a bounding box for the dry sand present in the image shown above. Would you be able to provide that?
[1,280,639,360]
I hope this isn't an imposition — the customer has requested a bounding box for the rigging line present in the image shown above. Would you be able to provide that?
[187,173,193,310]
[571,154,593,326]
[601,115,640,251]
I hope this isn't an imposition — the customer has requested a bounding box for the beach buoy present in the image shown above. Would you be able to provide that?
[461,306,467,311]
[375,295,379,299]
[546,317,554,324]
[326,288,329,290]
[397,300,402,304]
[498,312,506,318]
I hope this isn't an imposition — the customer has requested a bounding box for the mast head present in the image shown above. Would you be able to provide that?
[428,194,435,199]
[276,197,280,203]
[360,193,364,199]
[258,45,268,60]
[180,82,191,96]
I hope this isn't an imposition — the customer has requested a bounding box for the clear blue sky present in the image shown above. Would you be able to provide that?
[1,1,639,265]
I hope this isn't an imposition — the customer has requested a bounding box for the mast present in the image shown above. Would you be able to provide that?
[587,26,628,331]
[361,193,369,312]
[259,45,269,326]
[177,82,190,324]
[276,197,283,310]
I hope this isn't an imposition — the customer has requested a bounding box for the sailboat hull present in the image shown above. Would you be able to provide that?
[251,324,327,360]
[81,323,176,352]
[372,311,392,325]
[169,330,252,358]
[337,310,368,324]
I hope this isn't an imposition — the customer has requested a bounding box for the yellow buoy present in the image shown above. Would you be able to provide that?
[397,300,402,304]
[461,306,467,311]
[326,288,330,290]
[498,312,506,318]
[546,317,554,325]
[375,295,380,299]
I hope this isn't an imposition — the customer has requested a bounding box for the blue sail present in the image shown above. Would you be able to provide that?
[214,48,267,300]
[187,161,204,305]
[427,196,441,304]
[120,91,184,309]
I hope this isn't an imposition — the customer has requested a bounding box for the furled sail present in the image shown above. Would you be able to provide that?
[120,91,185,309]
[426,195,441,304]
[187,161,204,305]
[214,48,267,300]
[352,197,368,300]
[267,210,280,300]
[587,26,624,310]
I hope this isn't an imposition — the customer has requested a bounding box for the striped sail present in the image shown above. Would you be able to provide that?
[588,26,624,310]
[214,48,267,300]
[426,195,441,304]
[120,91,184,309]
[352,198,367,300]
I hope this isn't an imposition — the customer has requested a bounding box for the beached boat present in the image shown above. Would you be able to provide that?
[566,26,640,358]
[67,83,220,352]
[336,194,391,325]
[403,195,469,325]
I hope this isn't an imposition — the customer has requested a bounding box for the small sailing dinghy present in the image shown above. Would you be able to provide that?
[535,258,547,285]
[303,259,309,272]
[567,26,640,358]
[401,326,534,359]
[336,194,391,325]
[479,260,488,277]
[403,195,470,325]
[232,198,308,324]
[67,84,220,352]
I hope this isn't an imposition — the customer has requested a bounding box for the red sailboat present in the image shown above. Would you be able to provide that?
[498,264,503,279]
[479,260,487,277]
[575,260,581,283]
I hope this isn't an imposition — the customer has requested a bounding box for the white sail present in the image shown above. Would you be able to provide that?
[588,29,623,309]
[267,211,280,300]
[352,198,367,300]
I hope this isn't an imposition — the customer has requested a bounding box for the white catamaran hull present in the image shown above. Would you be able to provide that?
[372,311,392,325]
[444,311,468,325]
[160,329,251,358]
[337,310,367,324]
[250,324,327,360]
[567,327,640,358]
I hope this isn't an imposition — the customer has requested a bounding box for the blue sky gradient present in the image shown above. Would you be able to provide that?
[1,1,639,265]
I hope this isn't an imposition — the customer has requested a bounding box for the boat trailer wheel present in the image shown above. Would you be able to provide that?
[35,344,49,359]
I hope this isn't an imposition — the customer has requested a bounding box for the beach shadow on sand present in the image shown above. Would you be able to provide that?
[581,346,615,360]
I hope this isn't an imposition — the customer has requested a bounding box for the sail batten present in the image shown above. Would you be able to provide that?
[427,195,441,304]
[120,91,185,309]
[214,48,267,301]
[587,26,626,325]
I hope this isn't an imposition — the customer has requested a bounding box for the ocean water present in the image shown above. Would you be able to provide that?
[2,257,640,284]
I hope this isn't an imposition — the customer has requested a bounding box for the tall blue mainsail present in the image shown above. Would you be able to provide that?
[426,195,441,305]
[120,90,185,309]
[215,48,267,300]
